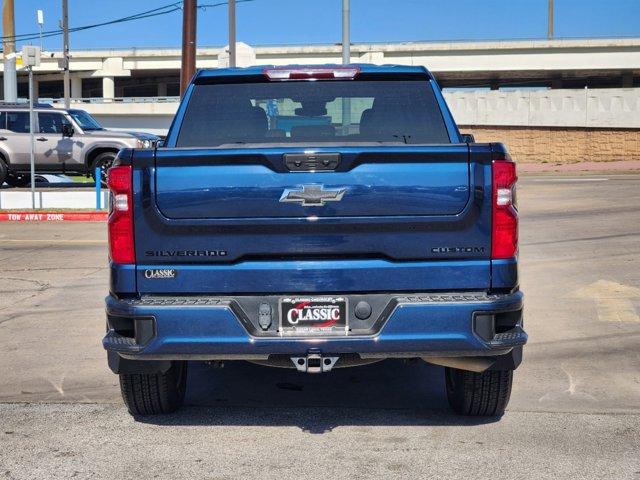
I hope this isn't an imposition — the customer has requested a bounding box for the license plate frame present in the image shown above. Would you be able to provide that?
[279,296,348,336]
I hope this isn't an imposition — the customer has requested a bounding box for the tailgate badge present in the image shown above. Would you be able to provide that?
[144,269,177,279]
[280,185,346,207]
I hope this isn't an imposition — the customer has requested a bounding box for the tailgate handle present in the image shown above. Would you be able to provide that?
[284,153,341,172]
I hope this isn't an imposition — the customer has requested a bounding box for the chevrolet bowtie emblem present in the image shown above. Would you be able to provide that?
[279,185,347,207]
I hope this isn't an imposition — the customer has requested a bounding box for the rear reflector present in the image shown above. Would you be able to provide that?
[263,67,360,81]
[491,158,518,259]
[107,165,135,264]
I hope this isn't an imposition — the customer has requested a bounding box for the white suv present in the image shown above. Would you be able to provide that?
[0,103,158,186]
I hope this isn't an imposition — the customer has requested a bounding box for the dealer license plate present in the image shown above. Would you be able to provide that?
[279,297,348,336]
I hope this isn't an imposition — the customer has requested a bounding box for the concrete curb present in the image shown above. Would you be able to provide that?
[0,211,108,222]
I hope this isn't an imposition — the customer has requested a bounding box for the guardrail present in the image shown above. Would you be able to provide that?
[45,96,181,104]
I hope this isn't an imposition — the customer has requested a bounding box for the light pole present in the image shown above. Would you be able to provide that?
[548,0,554,39]
[228,0,236,67]
[28,66,36,207]
[341,0,351,133]
[22,46,41,209]
[342,0,350,64]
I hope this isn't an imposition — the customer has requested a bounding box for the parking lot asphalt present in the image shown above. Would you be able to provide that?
[1,174,639,479]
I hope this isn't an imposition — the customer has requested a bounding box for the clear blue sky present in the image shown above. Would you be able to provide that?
[6,0,640,50]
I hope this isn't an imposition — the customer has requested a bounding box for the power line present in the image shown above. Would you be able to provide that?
[1,0,255,44]
[2,2,181,42]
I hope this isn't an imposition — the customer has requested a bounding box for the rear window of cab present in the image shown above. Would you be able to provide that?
[176,79,451,147]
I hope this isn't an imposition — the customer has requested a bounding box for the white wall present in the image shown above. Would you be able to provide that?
[444,88,640,128]
[0,191,108,209]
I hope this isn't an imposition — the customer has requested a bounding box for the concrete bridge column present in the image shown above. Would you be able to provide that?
[157,83,168,97]
[71,77,82,99]
[94,57,130,101]
[102,76,115,100]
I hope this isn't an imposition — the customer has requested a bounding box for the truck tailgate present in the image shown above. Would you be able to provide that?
[132,145,493,294]
[155,147,469,219]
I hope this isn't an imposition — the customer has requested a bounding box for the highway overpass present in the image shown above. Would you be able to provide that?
[1,38,639,164]
[1,37,639,99]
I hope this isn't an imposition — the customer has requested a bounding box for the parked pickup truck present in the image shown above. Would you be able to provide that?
[104,65,526,417]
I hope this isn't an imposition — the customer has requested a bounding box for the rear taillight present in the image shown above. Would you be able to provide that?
[107,165,135,264]
[491,158,518,259]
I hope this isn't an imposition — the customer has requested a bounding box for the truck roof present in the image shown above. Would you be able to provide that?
[194,64,434,80]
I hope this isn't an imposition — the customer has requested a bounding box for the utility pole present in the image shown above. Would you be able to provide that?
[547,0,554,39]
[342,0,350,64]
[2,0,17,102]
[62,0,70,107]
[180,0,197,96]
[228,0,236,67]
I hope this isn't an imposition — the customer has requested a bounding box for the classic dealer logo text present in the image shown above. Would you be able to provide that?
[287,301,341,326]
[144,269,177,279]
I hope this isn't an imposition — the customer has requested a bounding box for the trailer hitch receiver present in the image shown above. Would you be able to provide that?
[291,353,339,373]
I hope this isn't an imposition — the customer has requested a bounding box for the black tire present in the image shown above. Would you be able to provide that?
[90,151,118,186]
[445,367,513,417]
[6,172,31,188]
[0,158,7,186]
[119,361,187,416]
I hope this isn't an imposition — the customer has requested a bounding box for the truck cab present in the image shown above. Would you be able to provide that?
[103,65,525,417]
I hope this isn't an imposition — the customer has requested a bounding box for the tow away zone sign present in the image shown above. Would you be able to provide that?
[0,212,108,222]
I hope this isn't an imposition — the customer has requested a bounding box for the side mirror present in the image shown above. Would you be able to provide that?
[62,124,74,138]
[460,133,475,143]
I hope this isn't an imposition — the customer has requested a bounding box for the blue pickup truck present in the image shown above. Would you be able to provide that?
[103,65,525,417]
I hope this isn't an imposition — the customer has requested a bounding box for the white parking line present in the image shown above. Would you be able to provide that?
[1,239,105,245]
[527,178,609,182]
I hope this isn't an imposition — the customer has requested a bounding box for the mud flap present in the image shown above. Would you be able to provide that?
[107,351,173,374]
